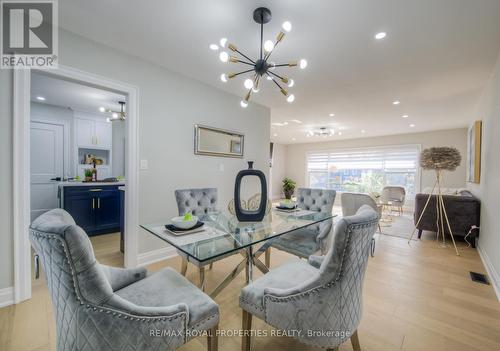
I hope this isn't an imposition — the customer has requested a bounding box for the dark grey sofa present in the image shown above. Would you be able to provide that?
[414,190,480,247]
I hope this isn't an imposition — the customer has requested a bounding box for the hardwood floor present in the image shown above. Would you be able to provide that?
[1,230,499,351]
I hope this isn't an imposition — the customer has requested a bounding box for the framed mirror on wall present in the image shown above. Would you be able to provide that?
[194,124,244,158]
[467,120,482,183]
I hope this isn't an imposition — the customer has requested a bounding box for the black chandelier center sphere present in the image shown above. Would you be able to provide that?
[254,59,269,76]
[253,7,272,24]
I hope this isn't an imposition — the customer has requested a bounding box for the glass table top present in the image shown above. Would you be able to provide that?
[140,209,337,263]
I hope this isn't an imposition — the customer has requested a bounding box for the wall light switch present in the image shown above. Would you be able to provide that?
[219,164,224,172]
[140,159,149,170]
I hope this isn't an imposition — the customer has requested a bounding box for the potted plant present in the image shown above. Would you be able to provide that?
[84,169,94,182]
[282,177,296,200]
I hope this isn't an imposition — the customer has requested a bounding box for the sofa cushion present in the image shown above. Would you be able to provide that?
[116,267,218,328]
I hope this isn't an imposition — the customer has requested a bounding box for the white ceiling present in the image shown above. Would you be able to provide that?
[58,0,500,144]
[31,72,126,117]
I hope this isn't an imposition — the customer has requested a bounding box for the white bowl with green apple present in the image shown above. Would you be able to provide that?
[279,199,297,209]
[171,212,198,229]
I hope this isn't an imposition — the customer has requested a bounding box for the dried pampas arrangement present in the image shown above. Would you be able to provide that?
[420,147,462,171]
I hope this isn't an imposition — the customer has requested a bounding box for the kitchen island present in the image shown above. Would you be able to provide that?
[58,181,125,236]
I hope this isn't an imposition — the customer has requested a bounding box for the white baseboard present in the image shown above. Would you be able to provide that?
[0,287,14,308]
[137,246,178,267]
[477,243,500,301]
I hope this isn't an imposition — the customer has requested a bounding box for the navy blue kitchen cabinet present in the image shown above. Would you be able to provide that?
[63,185,121,236]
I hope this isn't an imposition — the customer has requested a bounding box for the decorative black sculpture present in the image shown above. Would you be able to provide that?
[234,161,267,222]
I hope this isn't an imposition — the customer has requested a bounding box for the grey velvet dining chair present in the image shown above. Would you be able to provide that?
[29,209,219,351]
[239,205,379,351]
[175,188,223,290]
[341,192,382,256]
[267,188,336,266]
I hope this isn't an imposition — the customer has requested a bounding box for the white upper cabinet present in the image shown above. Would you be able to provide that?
[76,118,95,147]
[75,114,112,149]
[94,121,112,149]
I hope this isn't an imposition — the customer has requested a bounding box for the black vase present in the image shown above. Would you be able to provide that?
[234,161,268,222]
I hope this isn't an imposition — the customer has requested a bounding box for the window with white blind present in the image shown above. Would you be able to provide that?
[307,145,420,196]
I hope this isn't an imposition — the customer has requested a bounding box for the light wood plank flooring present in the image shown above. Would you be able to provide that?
[1,227,499,351]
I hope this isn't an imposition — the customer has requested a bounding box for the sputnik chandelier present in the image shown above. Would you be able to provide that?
[213,7,307,108]
[308,127,335,137]
[100,101,126,122]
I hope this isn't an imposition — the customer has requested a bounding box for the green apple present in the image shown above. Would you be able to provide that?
[183,212,193,221]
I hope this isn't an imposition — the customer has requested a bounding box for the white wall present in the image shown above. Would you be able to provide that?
[270,143,287,200]
[112,122,126,177]
[281,128,468,194]
[467,52,500,299]
[0,69,13,289]
[0,29,270,289]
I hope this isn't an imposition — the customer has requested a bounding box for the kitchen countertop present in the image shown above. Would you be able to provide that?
[58,181,125,187]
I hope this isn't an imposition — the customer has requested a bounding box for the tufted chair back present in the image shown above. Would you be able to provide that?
[29,209,114,350]
[341,192,381,217]
[381,186,406,204]
[296,188,336,232]
[296,188,336,213]
[264,205,379,348]
[175,188,218,216]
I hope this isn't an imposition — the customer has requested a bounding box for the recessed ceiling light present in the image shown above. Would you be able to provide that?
[99,106,106,112]
[392,100,400,105]
[375,32,387,40]
[209,44,219,50]
[329,113,335,117]
[36,96,45,101]
[273,133,278,137]
[402,114,409,118]
[361,129,366,133]
[409,124,416,127]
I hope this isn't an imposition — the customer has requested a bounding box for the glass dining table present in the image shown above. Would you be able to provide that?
[140,209,337,298]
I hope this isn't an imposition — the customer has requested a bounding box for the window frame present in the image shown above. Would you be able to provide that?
[305,144,422,197]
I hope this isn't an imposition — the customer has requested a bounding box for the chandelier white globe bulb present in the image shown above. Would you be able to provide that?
[240,100,248,108]
[299,59,308,69]
[219,38,228,48]
[286,94,295,103]
[219,51,229,62]
[288,79,295,87]
[220,73,228,82]
[264,40,274,52]
[244,79,254,89]
[282,21,292,32]
[99,106,106,112]
[209,44,219,50]
[266,75,273,81]
[112,112,118,118]
[252,86,260,93]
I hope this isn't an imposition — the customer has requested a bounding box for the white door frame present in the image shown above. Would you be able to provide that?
[13,65,140,303]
